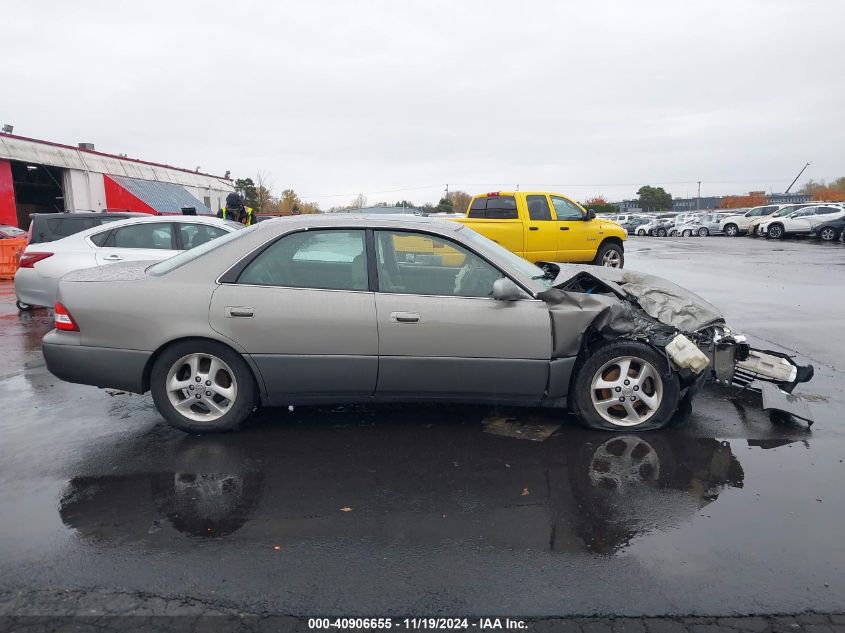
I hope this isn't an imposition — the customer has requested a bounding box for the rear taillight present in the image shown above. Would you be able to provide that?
[54,302,79,332]
[18,251,53,268]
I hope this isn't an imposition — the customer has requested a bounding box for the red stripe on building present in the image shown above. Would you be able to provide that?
[0,160,17,227]
[103,175,158,215]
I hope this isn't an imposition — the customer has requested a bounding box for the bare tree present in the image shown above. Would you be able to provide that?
[255,170,274,213]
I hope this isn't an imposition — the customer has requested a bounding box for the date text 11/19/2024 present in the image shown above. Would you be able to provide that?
[307,617,528,630]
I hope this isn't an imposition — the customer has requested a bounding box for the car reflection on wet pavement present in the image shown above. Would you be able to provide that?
[1,236,844,617]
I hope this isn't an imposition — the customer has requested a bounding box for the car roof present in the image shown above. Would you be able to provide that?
[30,211,148,219]
[254,213,465,233]
[34,214,239,247]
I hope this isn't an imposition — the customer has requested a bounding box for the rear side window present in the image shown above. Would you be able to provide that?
[467,196,518,219]
[238,230,368,291]
[112,223,175,249]
[526,195,552,221]
[817,207,840,215]
[89,230,111,247]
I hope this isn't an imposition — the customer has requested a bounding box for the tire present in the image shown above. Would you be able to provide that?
[767,224,784,239]
[724,223,739,237]
[150,339,258,433]
[748,225,759,238]
[636,229,646,236]
[656,228,667,237]
[593,242,624,268]
[682,230,692,237]
[16,300,33,311]
[819,227,837,242]
[698,227,709,237]
[570,341,681,432]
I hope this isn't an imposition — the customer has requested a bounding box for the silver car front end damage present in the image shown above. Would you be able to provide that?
[538,263,815,424]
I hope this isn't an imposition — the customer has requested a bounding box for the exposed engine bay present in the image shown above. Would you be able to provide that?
[537,263,815,424]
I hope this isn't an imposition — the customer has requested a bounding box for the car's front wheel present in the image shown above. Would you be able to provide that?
[150,340,258,433]
[637,229,646,236]
[767,224,784,239]
[656,228,667,237]
[682,229,692,237]
[698,227,709,237]
[16,299,33,311]
[571,341,680,431]
[593,242,624,268]
[724,223,739,237]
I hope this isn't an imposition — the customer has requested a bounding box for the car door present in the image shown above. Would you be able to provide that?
[372,229,551,404]
[550,195,595,261]
[785,208,816,233]
[94,222,178,265]
[807,206,844,231]
[523,194,558,262]
[208,228,378,403]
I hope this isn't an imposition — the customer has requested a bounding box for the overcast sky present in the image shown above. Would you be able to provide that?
[3,0,844,206]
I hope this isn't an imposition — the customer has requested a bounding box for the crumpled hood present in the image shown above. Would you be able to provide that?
[550,264,724,333]
[62,261,157,283]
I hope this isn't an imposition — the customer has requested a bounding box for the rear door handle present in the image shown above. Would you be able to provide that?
[391,311,420,323]
[528,226,539,231]
[225,306,255,318]
[559,226,570,231]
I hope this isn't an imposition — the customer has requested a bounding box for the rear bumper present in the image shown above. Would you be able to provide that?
[42,330,151,393]
[14,268,58,308]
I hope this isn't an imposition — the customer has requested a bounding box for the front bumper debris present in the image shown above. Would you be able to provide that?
[539,264,816,425]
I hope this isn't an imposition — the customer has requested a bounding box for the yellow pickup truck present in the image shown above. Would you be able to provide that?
[451,191,626,267]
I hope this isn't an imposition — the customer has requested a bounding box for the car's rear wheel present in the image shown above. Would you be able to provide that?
[656,228,667,237]
[593,242,624,268]
[724,223,739,237]
[571,341,680,431]
[819,227,837,242]
[698,227,709,237]
[682,229,692,237]
[151,340,258,433]
[767,224,784,239]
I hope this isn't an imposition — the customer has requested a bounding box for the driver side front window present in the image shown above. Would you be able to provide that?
[374,230,502,298]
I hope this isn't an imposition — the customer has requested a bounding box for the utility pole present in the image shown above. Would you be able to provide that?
[785,162,811,193]
[445,183,449,201]
[697,181,701,211]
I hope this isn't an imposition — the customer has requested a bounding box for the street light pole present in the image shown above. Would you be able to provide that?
[785,162,811,194]
[697,181,701,211]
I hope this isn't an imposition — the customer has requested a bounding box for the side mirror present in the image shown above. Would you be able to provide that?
[585,209,596,221]
[493,277,528,301]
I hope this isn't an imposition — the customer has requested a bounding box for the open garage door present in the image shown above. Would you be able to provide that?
[10,160,65,228]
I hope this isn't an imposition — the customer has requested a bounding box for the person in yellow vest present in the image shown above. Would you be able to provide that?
[218,193,254,226]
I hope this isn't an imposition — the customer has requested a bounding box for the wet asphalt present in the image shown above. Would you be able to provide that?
[0,234,843,617]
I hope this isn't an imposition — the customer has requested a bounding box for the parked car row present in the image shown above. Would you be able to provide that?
[607,203,845,243]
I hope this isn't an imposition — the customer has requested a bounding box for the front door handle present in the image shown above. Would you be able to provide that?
[391,311,420,323]
[225,306,255,318]
[528,226,539,231]
[103,254,123,261]
[560,226,570,231]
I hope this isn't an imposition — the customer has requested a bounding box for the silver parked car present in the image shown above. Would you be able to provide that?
[42,215,812,434]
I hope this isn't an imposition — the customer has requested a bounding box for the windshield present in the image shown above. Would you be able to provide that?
[456,224,551,290]
[148,224,258,276]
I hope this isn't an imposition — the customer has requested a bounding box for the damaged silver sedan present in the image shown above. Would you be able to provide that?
[41,214,814,433]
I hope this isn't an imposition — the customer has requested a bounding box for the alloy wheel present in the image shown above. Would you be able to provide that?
[166,353,238,423]
[698,227,709,236]
[768,225,783,239]
[601,249,622,267]
[589,356,664,427]
[820,228,836,241]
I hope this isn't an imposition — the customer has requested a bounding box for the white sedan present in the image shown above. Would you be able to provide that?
[758,204,845,239]
[14,215,243,310]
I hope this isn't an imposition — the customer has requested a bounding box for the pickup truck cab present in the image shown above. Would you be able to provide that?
[452,192,627,268]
